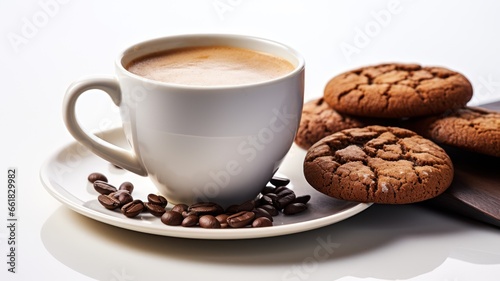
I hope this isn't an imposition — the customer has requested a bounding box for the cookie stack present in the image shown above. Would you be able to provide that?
[297,63,500,204]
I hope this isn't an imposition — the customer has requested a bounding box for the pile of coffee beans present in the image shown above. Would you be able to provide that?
[88,172,310,228]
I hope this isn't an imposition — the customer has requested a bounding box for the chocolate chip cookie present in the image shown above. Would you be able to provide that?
[324,63,473,118]
[294,98,366,149]
[406,107,500,157]
[303,126,454,204]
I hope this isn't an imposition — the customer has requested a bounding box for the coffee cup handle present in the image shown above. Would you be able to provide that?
[62,76,148,176]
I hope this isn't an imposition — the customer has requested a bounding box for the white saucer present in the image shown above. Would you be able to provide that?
[40,128,371,239]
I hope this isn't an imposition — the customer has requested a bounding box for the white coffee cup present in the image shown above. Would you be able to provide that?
[63,34,305,207]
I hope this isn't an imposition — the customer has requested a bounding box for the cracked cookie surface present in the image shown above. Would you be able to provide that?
[294,98,367,150]
[406,107,500,157]
[324,63,473,118]
[303,126,454,204]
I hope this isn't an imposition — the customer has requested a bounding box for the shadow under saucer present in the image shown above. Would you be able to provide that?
[41,203,500,281]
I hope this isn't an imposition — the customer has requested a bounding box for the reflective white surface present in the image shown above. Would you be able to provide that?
[1,0,500,280]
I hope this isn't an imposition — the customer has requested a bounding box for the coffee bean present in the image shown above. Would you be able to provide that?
[276,194,295,209]
[121,200,144,218]
[171,203,189,214]
[253,198,261,208]
[88,172,108,183]
[236,200,256,212]
[259,204,279,216]
[90,170,311,228]
[270,176,290,187]
[283,203,307,215]
[161,211,183,226]
[225,204,239,214]
[274,186,292,195]
[147,194,168,207]
[97,194,120,210]
[275,188,296,209]
[109,190,133,207]
[93,180,117,195]
[182,215,199,227]
[227,211,255,228]
[144,202,166,217]
[252,217,273,227]
[293,195,311,204]
[253,207,273,221]
[215,213,229,223]
[259,194,274,206]
[119,182,134,194]
[181,211,195,218]
[261,185,275,194]
[188,202,224,216]
[265,193,278,200]
[215,214,229,228]
[199,215,221,228]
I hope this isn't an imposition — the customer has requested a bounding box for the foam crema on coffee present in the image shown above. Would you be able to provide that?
[126,46,294,86]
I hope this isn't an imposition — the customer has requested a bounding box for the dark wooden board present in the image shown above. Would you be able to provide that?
[424,101,500,227]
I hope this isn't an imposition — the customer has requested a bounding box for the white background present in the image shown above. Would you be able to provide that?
[1,0,500,280]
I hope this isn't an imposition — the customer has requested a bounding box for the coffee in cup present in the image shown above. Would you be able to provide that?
[126,45,295,86]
